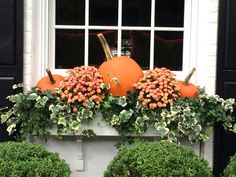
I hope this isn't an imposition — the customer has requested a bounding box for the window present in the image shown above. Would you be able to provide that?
[48,0,192,75]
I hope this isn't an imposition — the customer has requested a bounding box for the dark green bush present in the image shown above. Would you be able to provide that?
[222,153,236,177]
[104,141,213,177]
[0,141,70,177]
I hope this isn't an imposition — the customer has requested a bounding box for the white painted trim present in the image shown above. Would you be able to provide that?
[48,0,55,71]
[31,0,49,85]
[55,25,185,31]
[149,0,155,69]
[84,0,89,66]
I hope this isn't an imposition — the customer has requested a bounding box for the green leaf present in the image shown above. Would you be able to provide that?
[58,117,67,127]
[71,121,81,131]
[1,113,10,123]
[87,101,95,109]
[119,109,133,122]
[82,129,96,137]
[100,83,110,90]
[154,122,169,137]
[116,96,127,107]
[27,93,38,100]
[111,115,120,126]
[8,93,24,102]
[12,83,23,89]
[233,124,236,133]
[6,124,16,134]
[80,109,93,120]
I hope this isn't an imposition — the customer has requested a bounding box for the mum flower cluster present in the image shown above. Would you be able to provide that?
[59,66,106,107]
[133,67,180,109]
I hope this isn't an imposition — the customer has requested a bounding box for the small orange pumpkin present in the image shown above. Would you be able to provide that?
[97,33,144,96]
[36,69,64,91]
[178,67,198,98]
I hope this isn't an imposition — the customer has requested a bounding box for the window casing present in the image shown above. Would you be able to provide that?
[46,0,195,78]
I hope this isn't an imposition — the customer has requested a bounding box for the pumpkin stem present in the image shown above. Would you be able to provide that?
[45,69,56,84]
[184,67,196,85]
[97,33,113,60]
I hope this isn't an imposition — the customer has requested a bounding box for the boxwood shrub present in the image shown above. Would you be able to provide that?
[0,141,70,177]
[222,153,236,177]
[104,141,213,177]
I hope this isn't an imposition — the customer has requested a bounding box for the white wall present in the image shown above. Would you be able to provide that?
[23,0,219,174]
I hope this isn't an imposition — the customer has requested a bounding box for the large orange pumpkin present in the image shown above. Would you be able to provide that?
[37,69,64,91]
[97,33,144,96]
[178,67,198,98]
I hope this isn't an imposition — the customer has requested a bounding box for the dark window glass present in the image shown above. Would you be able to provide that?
[88,30,117,67]
[155,0,184,27]
[55,29,84,69]
[154,31,183,71]
[129,31,150,69]
[56,0,85,25]
[89,0,118,26]
[121,31,132,57]
[122,0,151,26]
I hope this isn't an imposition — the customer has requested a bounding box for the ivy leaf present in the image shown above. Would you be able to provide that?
[87,101,95,109]
[82,129,96,137]
[27,93,38,100]
[1,113,10,123]
[100,83,110,90]
[111,115,120,126]
[192,124,202,134]
[12,83,23,89]
[116,97,127,107]
[154,122,169,137]
[58,117,67,127]
[80,109,93,121]
[119,109,133,122]
[232,124,236,133]
[6,124,16,134]
[8,93,24,103]
[71,121,81,131]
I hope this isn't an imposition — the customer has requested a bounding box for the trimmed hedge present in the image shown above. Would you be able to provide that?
[104,141,213,177]
[222,153,236,177]
[0,141,70,177]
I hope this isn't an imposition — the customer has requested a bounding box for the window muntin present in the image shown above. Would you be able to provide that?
[50,0,190,73]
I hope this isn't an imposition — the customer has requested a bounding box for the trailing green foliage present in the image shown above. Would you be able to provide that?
[0,141,70,177]
[101,89,235,143]
[0,84,235,143]
[222,152,236,177]
[104,141,213,177]
[0,84,97,141]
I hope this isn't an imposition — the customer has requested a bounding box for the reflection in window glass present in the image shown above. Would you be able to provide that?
[56,0,85,25]
[55,29,85,69]
[155,0,184,27]
[121,31,132,57]
[89,0,118,26]
[154,31,183,71]
[129,31,150,69]
[88,30,117,67]
[122,0,151,26]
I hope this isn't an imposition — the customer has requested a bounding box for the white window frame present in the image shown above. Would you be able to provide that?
[32,0,199,84]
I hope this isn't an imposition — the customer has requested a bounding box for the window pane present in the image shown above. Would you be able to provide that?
[122,0,151,26]
[121,31,132,57]
[130,31,150,69]
[56,0,85,25]
[154,31,183,71]
[55,29,84,69]
[89,0,118,26]
[88,30,117,67]
[155,0,184,27]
